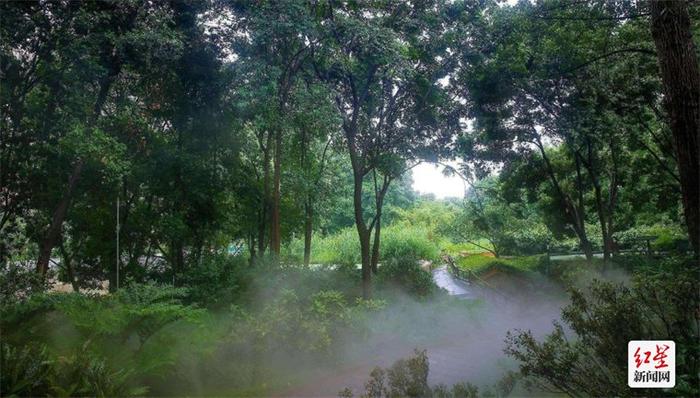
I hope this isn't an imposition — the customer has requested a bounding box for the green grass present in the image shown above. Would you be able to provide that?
[284,225,440,265]
[455,254,545,276]
[441,240,494,255]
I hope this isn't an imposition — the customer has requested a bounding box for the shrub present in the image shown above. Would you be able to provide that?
[376,255,435,297]
[0,263,49,306]
[456,255,545,275]
[505,256,699,397]
[342,349,512,398]
[1,283,207,390]
[177,253,249,308]
[380,225,440,262]
[314,228,362,266]
[229,288,385,356]
[284,225,440,267]
[615,223,687,252]
[347,349,430,398]
[0,341,147,397]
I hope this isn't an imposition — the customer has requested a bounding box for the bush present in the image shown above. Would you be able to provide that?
[505,256,699,397]
[229,289,383,356]
[177,253,249,308]
[284,225,439,267]
[0,263,49,306]
[380,225,440,262]
[376,256,436,297]
[1,341,147,397]
[1,283,207,392]
[342,349,514,398]
[312,228,362,266]
[342,349,430,398]
[615,223,688,252]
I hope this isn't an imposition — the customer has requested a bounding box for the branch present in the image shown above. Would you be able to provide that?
[561,48,656,75]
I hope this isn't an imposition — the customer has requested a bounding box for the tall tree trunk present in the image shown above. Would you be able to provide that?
[356,199,372,299]
[650,0,700,254]
[35,53,122,275]
[248,232,256,267]
[592,183,611,264]
[270,126,282,255]
[303,199,313,267]
[370,172,391,274]
[36,160,84,274]
[371,216,381,274]
[536,138,594,263]
[171,239,185,275]
[578,228,594,262]
[270,80,291,257]
[258,131,272,256]
[59,241,79,293]
[348,143,372,299]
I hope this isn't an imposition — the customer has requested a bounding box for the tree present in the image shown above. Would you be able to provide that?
[0,1,184,276]
[649,0,700,254]
[313,1,460,297]
[31,2,141,275]
[231,0,317,256]
[506,258,699,396]
[287,82,342,266]
[456,0,676,262]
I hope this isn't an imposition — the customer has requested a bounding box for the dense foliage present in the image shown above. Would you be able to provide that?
[505,257,699,397]
[1,0,698,396]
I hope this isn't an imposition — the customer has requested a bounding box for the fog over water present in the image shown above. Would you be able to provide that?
[277,267,568,396]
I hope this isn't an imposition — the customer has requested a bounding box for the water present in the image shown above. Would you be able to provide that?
[431,265,475,298]
[278,265,564,396]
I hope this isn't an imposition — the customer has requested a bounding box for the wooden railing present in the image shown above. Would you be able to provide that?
[442,254,511,301]
[443,254,472,282]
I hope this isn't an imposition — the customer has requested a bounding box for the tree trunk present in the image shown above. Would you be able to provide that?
[59,242,79,293]
[580,237,594,262]
[350,158,372,299]
[36,160,84,275]
[303,199,313,267]
[358,226,372,299]
[270,126,282,256]
[537,139,594,263]
[371,216,381,274]
[258,131,273,256]
[592,180,611,264]
[650,0,700,254]
[35,52,122,275]
[249,232,256,267]
[355,201,372,298]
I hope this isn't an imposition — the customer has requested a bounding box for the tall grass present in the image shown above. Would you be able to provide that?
[284,225,440,265]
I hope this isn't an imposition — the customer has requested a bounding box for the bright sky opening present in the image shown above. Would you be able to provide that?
[412,162,466,199]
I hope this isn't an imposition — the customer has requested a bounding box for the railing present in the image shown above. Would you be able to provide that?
[442,254,514,302]
[545,236,693,259]
[443,254,473,282]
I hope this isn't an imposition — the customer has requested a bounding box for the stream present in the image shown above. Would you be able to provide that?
[278,265,564,396]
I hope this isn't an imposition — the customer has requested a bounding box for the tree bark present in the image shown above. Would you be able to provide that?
[59,241,79,293]
[536,137,594,262]
[370,173,390,274]
[36,160,84,274]
[371,216,381,274]
[355,181,372,299]
[35,43,123,275]
[347,131,372,299]
[650,0,700,254]
[270,125,282,255]
[303,199,313,267]
[258,130,272,256]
